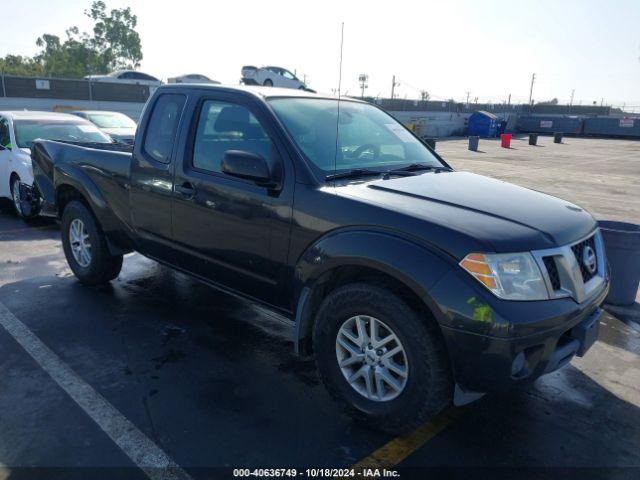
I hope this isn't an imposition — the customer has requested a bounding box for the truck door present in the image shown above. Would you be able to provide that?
[129,93,187,258]
[171,93,294,309]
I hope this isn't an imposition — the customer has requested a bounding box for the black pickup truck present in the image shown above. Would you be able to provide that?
[31,85,609,433]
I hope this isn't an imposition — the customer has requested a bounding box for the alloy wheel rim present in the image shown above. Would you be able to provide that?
[69,219,92,267]
[335,315,409,402]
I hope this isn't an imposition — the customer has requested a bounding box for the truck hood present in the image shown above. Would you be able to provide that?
[336,171,597,256]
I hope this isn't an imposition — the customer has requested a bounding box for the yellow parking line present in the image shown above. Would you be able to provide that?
[352,407,463,469]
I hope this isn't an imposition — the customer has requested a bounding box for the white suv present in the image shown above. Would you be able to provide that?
[241,66,308,89]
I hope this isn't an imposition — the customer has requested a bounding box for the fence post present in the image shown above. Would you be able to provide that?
[88,79,93,102]
[1,72,6,98]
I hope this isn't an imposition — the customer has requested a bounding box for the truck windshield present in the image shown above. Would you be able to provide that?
[14,120,112,148]
[86,113,136,129]
[269,98,443,175]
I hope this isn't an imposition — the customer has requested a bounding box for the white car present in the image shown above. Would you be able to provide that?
[70,110,137,145]
[0,111,112,218]
[241,65,308,89]
[84,70,162,87]
[167,74,220,84]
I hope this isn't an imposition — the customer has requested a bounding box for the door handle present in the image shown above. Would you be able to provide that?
[175,182,196,198]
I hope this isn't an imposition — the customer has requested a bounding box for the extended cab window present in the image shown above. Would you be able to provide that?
[143,94,186,163]
[192,100,272,174]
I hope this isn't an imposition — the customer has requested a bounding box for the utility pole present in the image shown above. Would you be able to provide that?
[569,89,575,107]
[465,91,470,105]
[528,73,536,105]
[390,75,400,99]
[600,98,604,107]
[507,93,511,106]
[358,74,368,99]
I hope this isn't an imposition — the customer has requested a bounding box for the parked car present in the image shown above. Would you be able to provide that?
[70,111,137,145]
[0,111,113,218]
[168,74,220,84]
[84,70,162,87]
[31,85,608,433]
[241,65,307,89]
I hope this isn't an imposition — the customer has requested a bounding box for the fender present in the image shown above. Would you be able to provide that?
[292,228,455,354]
[54,164,133,254]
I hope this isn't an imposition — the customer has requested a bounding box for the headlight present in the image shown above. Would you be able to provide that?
[459,252,548,301]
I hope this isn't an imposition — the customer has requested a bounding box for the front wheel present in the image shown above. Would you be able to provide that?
[61,200,123,285]
[10,176,30,218]
[313,283,453,434]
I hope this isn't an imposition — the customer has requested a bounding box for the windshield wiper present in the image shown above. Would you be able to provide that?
[325,168,382,181]
[387,163,451,174]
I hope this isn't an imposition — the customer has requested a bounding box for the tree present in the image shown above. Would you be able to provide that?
[537,98,559,105]
[0,55,44,76]
[85,1,142,72]
[420,90,430,101]
[0,1,142,78]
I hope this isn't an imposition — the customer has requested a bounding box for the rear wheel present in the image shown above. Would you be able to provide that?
[313,283,453,434]
[263,79,273,87]
[61,200,123,285]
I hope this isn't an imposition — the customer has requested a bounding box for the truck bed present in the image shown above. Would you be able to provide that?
[31,140,133,218]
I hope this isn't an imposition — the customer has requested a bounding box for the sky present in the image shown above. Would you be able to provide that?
[3,0,640,109]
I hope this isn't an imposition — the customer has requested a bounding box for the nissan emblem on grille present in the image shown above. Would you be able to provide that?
[582,245,597,275]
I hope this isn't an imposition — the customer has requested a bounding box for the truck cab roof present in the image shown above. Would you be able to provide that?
[154,83,363,103]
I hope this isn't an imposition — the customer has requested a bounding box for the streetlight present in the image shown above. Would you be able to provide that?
[358,74,368,99]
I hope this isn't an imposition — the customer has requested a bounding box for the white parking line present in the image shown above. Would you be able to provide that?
[0,302,192,480]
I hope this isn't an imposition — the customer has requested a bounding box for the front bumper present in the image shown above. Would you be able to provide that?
[429,269,609,394]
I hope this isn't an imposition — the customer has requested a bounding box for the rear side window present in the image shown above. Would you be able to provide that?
[192,100,272,174]
[143,94,186,163]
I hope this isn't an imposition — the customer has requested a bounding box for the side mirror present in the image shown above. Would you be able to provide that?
[221,150,276,188]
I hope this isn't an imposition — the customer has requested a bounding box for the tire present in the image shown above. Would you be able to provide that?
[263,79,273,87]
[61,200,123,285]
[10,175,26,218]
[313,283,453,434]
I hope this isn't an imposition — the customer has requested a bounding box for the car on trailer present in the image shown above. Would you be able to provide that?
[241,65,308,89]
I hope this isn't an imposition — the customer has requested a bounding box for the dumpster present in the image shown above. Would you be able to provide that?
[599,221,640,305]
[500,133,512,148]
[529,133,538,145]
[467,111,499,138]
[554,132,563,143]
[423,138,437,150]
[468,136,480,151]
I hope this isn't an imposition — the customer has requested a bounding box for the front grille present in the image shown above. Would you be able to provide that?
[571,235,597,283]
[543,256,561,290]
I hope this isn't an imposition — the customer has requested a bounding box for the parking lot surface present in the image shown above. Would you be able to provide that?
[439,135,640,224]
[0,137,639,479]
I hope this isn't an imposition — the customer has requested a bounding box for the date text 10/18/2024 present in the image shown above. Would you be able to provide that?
[232,468,401,478]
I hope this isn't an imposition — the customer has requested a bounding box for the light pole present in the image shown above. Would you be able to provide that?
[358,74,368,99]
[390,75,400,99]
[528,73,536,105]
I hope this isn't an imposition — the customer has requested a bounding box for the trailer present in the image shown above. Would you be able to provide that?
[583,117,640,138]
[516,115,584,135]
